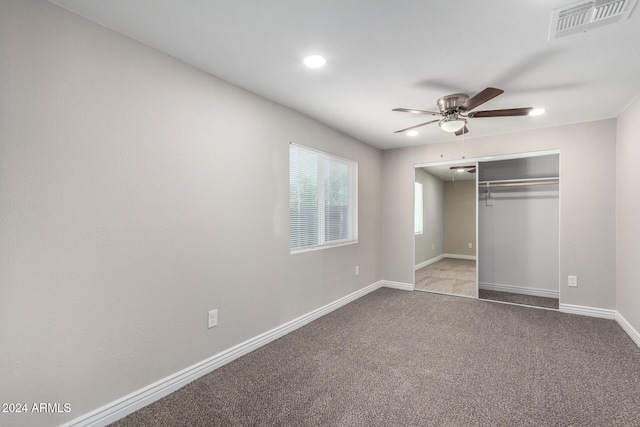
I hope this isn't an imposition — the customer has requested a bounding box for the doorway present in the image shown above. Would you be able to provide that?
[477,154,560,309]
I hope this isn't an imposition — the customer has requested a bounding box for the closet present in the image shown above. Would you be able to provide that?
[477,154,560,308]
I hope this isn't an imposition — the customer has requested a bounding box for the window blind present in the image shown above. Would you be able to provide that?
[289,143,357,252]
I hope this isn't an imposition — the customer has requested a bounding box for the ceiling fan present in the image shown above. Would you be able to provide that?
[450,165,476,173]
[393,87,533,136]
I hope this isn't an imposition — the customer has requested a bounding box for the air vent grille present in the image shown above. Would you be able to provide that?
[593,0,628,21]
[550,0,637,39]
[557,3,592,32]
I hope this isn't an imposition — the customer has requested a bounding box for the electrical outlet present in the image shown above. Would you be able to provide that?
[355,266,360,276]
[432,244,435,250]
[468,243,473,249]
[568,276,578,288]
[208,309,218,328]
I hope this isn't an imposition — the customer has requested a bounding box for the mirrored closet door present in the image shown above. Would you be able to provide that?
[414,163,477,298]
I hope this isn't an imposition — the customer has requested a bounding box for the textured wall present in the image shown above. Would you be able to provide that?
[0,1,382,426]
[382,119,617,309]
[616,94,640,335]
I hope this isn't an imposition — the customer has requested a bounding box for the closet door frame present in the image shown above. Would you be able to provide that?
[413,149,560,301]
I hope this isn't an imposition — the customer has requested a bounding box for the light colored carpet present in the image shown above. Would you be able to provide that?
[415,258,476,297]
[110,289,640,426]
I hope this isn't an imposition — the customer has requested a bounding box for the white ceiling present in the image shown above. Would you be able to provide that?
[49,0,640,150]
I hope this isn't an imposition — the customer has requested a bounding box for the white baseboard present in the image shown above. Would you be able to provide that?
[61,281,384,427]
[59,280,639,427]
[615,311,640,348]
[479,282,559,299]
[415,254,444,270]
[444,253,476,261]
[380,280,415,291]
[559,303,616,319]
[560,305,640,348]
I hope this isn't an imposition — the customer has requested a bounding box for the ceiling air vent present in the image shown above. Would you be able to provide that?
[549,0,638,39]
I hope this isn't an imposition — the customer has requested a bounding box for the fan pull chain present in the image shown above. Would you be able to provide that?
[462,124,466,159]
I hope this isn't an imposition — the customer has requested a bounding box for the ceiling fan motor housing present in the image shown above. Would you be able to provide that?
[393,87,533,135]
[437,93,469,113]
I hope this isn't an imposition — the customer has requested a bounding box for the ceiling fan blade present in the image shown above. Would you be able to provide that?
[455,125,469,136]
[393,119,439,134]
[459,87,504,112]
[469,168,476,173]
[449,165,474,170]
[392,108,441,116]
[468,107,533,118]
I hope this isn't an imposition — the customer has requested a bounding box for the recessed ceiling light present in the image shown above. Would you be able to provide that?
[529,108,546,116]
[303,55,326,68]
[406,130,419,136]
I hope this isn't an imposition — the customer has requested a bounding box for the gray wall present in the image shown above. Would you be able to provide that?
[414,169,444,265]
[2,2,637,426]
[443,180,476,257]
[616,94,640,334]
[478,157,559,293]
[478,186,559,293]
[0,1,382,426]
[382,119,617,309]
[479,156,560,181]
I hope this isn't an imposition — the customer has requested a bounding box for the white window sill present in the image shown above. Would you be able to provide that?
[290,239,358,255]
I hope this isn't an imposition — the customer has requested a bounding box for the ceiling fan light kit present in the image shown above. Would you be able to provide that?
[393,87,536,136]
[439,116,467,133]
[450,165,477,174]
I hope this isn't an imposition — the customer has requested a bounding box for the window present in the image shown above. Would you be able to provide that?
[415,182,423,235]
[289,143,357,252]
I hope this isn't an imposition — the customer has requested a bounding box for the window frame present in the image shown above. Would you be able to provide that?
[289,142,358,254]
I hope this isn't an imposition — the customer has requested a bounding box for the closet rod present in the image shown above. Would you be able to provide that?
[480,180,559,189]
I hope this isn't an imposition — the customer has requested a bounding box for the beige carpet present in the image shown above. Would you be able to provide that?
[415,258,476,297]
